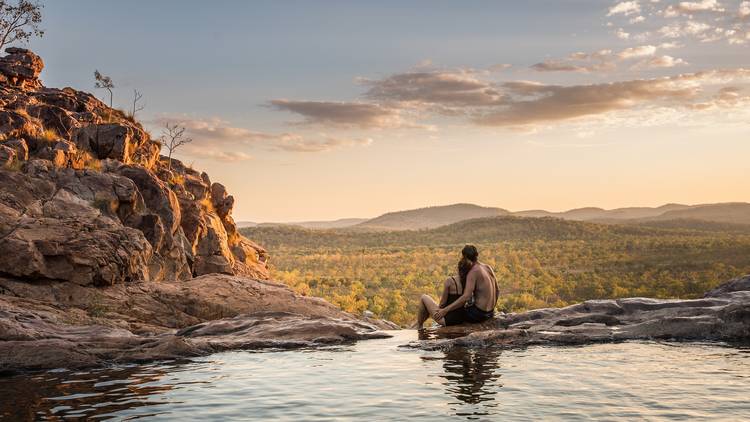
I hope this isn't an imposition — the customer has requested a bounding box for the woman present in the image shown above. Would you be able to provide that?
[415,258,474,328]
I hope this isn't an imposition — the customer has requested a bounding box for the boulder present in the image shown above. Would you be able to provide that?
[0,144,16,167]
[0,48,43,89]
[117,165,181,234]
[2,138,28,160]
[75,124,137,163]
[0,168,153,285]
[0,110,40,139]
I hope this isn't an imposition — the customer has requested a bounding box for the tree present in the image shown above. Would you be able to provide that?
[94,70,114,108]
[160,122,192,171]
[130,89,144,119]
[0,1,43,51]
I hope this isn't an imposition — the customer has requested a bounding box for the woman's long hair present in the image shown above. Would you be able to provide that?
[457,257,473,290]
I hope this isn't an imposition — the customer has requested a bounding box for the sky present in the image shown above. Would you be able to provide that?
[28,0,750,221]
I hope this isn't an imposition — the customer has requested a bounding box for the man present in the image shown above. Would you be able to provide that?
[417,245,498,327]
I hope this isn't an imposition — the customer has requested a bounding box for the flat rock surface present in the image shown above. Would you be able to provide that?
[410,275,750,351]
[0,274,394,371]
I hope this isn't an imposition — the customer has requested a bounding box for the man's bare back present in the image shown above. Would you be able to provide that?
[467,262,498,312]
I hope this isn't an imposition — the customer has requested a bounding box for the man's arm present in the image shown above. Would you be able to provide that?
[438,277,451,307]
[441,273,476,313]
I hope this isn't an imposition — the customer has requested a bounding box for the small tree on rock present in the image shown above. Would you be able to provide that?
[94,70,114,108]
[130,89,144,119]
[0,0,44,51]
[160,122,192,171]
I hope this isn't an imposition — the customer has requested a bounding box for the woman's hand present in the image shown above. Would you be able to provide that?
[433,308,447,321]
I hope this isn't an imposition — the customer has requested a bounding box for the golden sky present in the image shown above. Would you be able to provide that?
[37,1,750,221]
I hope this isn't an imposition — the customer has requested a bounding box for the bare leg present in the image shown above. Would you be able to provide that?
[419,294,446,327]
[414,299,428,329]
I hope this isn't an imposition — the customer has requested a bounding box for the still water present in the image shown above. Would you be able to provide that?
[2,330,750,421]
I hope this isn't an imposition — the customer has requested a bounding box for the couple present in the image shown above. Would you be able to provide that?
[416,245,499,328]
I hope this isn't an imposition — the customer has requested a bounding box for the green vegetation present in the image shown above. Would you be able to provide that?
[241,216,750,326]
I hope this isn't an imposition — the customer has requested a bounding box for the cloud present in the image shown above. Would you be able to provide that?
[664,0,724,16]
[268,99,401,128]
[530,45,663,73]
[617,45,658,58]
[488,63,512,72]
[476,78,696,127]
[272,135,373,152]
[149,115,373,156]
[608,1,642,16]
[659,20,711,38]
[633,55,688,68]
[531,60,591,73]
[613,0,749,44]
[186,149,254,162]
[475,68,750,127]
[362,70,505,109]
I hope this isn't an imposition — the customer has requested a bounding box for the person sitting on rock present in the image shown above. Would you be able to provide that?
[416,245,499,328]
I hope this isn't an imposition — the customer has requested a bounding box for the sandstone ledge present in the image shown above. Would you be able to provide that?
[0,274,394,372]
[410,275,750,351]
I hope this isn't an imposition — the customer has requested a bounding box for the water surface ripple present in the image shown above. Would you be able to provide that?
[2,331,749,420]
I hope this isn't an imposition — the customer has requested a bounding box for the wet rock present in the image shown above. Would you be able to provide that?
[0,274,393,371]
[413,275,750,351]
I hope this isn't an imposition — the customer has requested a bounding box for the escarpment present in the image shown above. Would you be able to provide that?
[0,48,269,285]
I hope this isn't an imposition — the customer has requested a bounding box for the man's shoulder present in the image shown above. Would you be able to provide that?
[475,262,495,277]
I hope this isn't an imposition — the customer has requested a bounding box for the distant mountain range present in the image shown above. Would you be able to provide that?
[238,202,750,231]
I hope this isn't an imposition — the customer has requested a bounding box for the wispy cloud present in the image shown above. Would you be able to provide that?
[610,0,750,44]
[477,68,750,127]
[268,99,402,129]
[608,1,642,16]
[361,70,505,110]
[149,115,373,159]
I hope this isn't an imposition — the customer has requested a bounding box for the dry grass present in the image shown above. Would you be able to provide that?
[169,173,185,186]
[40,128,60,142]
[3,159,23,172]
[84,158,102,171]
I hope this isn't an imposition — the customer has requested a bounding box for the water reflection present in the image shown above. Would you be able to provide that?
[2,335,750,421]
[440,347,503,407]
[417,327,504,417]
[0,360,201,420]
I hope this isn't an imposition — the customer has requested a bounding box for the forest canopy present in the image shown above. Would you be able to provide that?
[242,216,750,326]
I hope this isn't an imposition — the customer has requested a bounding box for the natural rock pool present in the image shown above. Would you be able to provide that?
[3,330,749,421]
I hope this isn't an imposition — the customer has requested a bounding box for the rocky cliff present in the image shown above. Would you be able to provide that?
[0,48,395,372]
[0,48,268,284]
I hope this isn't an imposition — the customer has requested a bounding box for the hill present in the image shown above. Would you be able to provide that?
[355,203,508,230]
[514,203,693,221]
[250,202,748,231]
[643,203,750,225]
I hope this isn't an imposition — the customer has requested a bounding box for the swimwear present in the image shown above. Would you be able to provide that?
[443,276,467,326]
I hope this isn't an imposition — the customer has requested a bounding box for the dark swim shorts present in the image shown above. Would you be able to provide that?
[465,305,494,323]
[443,305,494,326]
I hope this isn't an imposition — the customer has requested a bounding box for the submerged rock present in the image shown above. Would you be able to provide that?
[412,275,750,351]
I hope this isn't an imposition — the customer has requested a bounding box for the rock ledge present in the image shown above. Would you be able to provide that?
[411,275,750,350]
